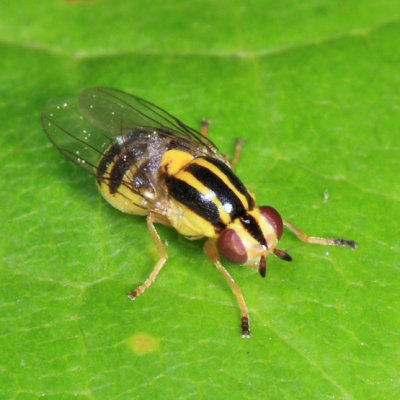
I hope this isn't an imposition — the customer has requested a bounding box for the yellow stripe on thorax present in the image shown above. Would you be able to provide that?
[160,149,194,175]
[192,157,250,209]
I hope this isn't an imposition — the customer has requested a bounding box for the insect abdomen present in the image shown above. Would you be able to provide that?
[96,133,151,215]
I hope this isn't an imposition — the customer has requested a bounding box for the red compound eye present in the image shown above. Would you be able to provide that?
[217,229,248,264]
[259,206,283,239]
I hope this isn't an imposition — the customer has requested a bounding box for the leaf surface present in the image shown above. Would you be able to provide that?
[1,1,399,399]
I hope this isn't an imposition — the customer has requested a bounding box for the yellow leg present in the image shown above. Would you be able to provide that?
[200,120,244,169]
[200,119,210,137]
[204,239,250,338]
[283,219,357,249]
[128,212,168,299]
[230,139,245,169]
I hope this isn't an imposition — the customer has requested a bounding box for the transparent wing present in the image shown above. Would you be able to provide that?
[78,87,219,155]
[41,87,221,177]
[41,93,113,176]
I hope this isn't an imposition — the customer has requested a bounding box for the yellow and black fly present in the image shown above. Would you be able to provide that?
[42,87,357,337]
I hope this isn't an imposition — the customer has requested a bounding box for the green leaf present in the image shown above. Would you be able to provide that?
[1,1,399,399]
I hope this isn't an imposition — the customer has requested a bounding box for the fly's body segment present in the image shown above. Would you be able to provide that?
[42,87,357,338]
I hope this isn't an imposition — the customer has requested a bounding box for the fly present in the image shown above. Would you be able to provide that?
[42,87,357,337]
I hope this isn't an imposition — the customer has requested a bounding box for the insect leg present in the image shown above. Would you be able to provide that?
[230,139,245,169]
[282,219,357,249]
[128,212,168,299]
[204,238,250,338]
[200,119,210,137]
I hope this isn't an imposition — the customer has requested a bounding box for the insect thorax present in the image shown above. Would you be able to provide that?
[164,155,255,238]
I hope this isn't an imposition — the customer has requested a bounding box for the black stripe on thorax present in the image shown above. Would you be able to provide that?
[240,214,267,247]
[202,157,254,209]
[167,176,226,231]
[185,162,246,220]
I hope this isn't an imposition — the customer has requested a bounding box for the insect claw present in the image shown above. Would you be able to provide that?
[241,317,251,338]
[273,248,292,262]
[201,118,210,128]
[128,291,137,300]
[334,238,358,249]
[258,255,266,277]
